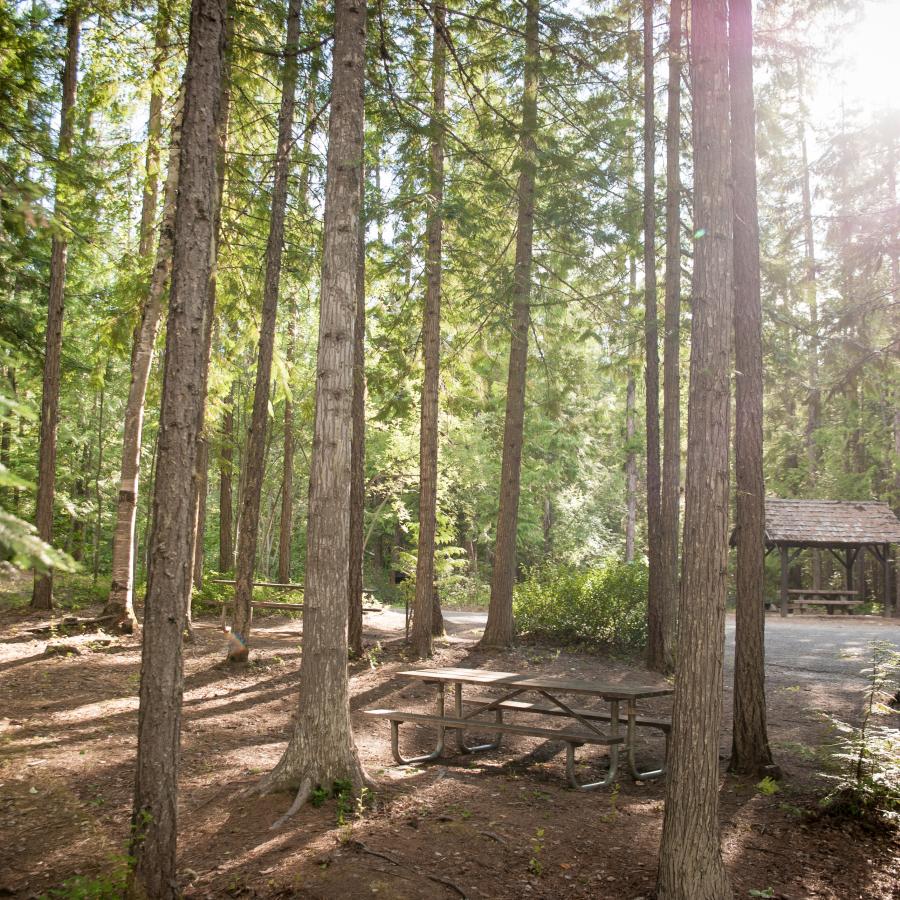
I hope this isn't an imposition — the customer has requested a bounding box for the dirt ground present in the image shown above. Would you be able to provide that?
[1,572,899,899]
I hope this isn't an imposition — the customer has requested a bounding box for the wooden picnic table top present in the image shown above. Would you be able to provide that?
[786,588,860,596]
[397,667,673,701]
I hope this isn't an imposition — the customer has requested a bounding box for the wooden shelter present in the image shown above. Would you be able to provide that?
[759,499,900,617]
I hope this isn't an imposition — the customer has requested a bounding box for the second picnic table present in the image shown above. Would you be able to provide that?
[365,666,672,791]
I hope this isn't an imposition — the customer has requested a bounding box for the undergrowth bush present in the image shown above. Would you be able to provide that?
[513,560,648,650]
[819,642,900,831]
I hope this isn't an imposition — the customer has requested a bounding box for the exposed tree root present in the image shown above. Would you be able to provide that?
[349,839,467,898]
[268,777,312,830]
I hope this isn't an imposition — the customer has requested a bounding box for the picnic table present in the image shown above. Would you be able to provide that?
[785,588,861,615]
[365,666,672,791]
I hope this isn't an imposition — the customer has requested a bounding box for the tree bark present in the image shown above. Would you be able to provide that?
[91,369,107,583]
[481,0,539,649]
[625,368,637,562]
[186,0,233,623]
[643,0,665,673]
[278,56,319,586]
[411,1,446,659]
[219,387,234,572]
[260,0,368,802]
[126,0,227,894]
[658,0,682,675]
[228,0,303,662]
[31,5,80,611]
[728,0,774,777]
[797,64,821,591]
[656,0,733,895]
[103,86,184,632]
[348,160,366,659]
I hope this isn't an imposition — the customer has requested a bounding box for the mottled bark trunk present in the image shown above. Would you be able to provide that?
[658,0,682,675]
[219,389,234,572]
[656,0,732,895]
[411,2,446,659]
[643,0,665,673]
[91,372,107,583]
[0,370,11,509]
[798,67,821,591]
[348,161,366,658]
[625,369,637,563]
[192,450,209,592]
[103,87,184,632]
[126,0,227,894]
[481,0,539,649]
[187,1,233,621]
[262,0,367,802]
[31,6,80,610]
[228,0,302,662]
[728,0,774,776]
[278,56,319,586]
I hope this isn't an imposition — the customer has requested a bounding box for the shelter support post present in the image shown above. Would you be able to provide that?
[779,546,789,617]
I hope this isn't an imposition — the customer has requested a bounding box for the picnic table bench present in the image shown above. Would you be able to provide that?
[365,667,672,791]
[785,588,862,614]
[211,579,381,627]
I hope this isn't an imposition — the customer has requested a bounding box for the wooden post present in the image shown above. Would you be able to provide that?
[779,546,789,617]
[845,547,853,594]
[883,543,891,617]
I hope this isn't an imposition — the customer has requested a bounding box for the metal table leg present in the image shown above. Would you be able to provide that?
[625,698,666,780]
[390,682,446,765]
[565,699,620,790]
[454,682,503,753]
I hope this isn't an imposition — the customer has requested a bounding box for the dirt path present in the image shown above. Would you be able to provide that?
[1,587,898,899]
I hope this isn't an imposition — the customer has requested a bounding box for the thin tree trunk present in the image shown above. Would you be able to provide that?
[219,388,234,572]
[729,0,774,777]
[348,162,366,658]
[643,0,665,673]
[481,0,540,649]
[192,453,209,590]
[797,64,821,590]
[139,4,168,258]
[625,368,637,562]
[103,86,184,632]
[260,0,368,805]
[31,5,80,610]
[658,0,682,675]
[656,0,733,895]
[278,344,295,584]
[278,56,319,585]
[229,0,303,662]
[126,0,227,893]
[0,369,11,509]
[91,368,107,583]
[186,1,233,625]
[411,1,446,658]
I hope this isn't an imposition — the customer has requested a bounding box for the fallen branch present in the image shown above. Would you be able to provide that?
[349,838,467,899]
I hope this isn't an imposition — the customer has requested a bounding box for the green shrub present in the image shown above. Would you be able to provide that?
[819,642,900,830]
[513,560,648,650]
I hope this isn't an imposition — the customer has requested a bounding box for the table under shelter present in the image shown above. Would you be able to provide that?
[757,499,900,617]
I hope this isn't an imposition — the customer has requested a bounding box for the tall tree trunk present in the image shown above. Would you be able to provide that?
[729,0,774,776]
[278,338,295,584]
[658,0,682,675]
[186,1,233,624]
[91,368,107,583]
[139,4,168,258]
[348,162,366,658]
[481,0,539,649]
[797,65,821,590]
[103,85,184,632]
[411,1,446,659]
[126,0,227,893]
[0,369,11,510]
[278,56,319,585]
[228,0,303,662]
[656,0,733,895]
[31,5,80,610]
[260,0,368,806]
[643,0,665,673]
[625,368,637,562]
[219,387,234,572]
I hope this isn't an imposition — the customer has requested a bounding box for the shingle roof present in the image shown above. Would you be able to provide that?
[763,499,900,547]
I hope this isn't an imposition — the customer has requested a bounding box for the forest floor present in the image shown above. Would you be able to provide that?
[1,569,899,899]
